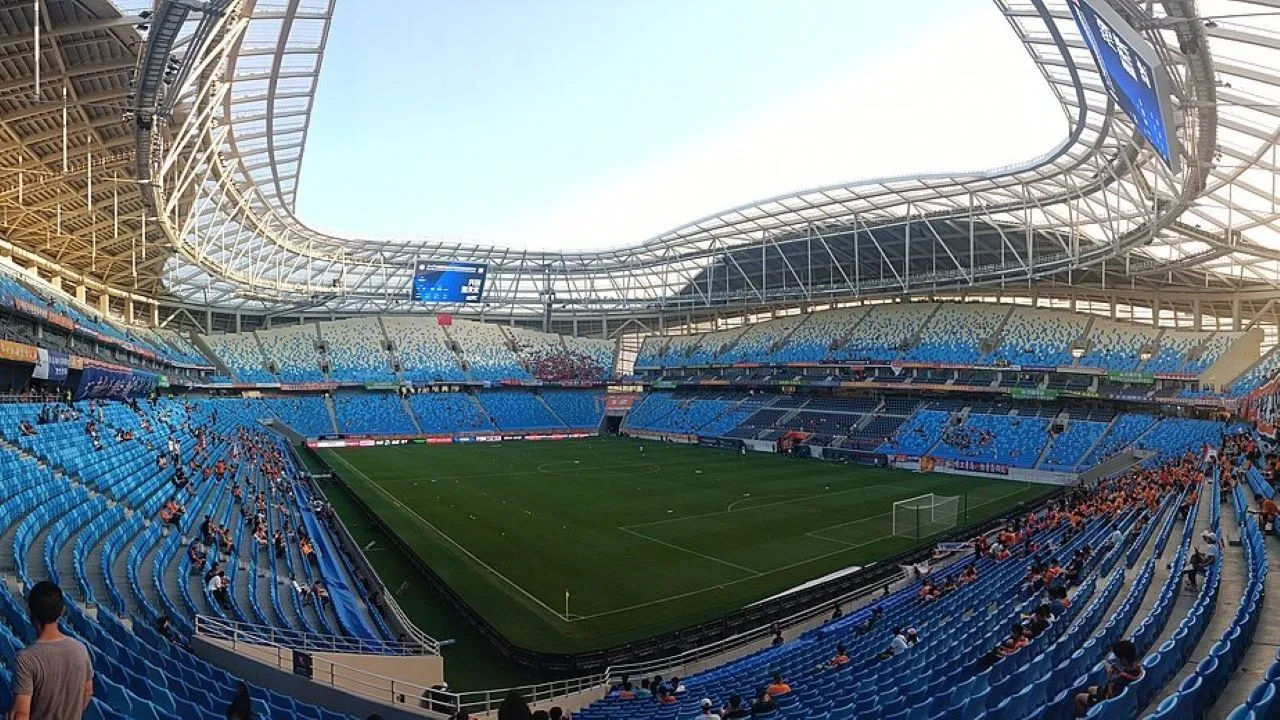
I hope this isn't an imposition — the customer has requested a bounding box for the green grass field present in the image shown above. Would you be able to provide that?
[320,437,1055,653]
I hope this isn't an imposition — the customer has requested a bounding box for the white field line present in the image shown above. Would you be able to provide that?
[622,483,911,530]
[333,448,1038,625]
[575,481,1039,622]
[616,527,763,576]
[326,451,569,622]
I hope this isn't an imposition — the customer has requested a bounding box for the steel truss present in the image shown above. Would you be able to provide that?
[9,1,1280,339]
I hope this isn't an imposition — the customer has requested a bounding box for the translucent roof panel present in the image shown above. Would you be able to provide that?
[146,0,1280,313]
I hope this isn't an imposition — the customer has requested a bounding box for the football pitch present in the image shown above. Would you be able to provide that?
[320,437,1056,652]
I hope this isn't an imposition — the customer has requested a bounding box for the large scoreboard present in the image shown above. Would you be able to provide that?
[411,261,487,304]
[1067,0,1180,172]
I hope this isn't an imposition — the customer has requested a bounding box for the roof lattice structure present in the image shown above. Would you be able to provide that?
[5,0,1280,331]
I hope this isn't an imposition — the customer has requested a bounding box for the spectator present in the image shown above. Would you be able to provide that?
[633,679,651,699]
[10,581,93,720]
[531,712,548,720]
[291,575,311,603]
[548,707,570,720]
[497,690,532,720]
[1184,547,1212,591]
[979,621,1030,669]
[766,672,791,696]
[156,615,173,642]
[854,605,885,635]
[1259,496,1279,531]
[827,643,850,668]
[696,698,721,719]
[1074,640,1143,716]
[226,682,252,720]
[613,681,634,701]
[313,580,330,607]
[1048,586,1070,617]
[749,688,778,717]
[656,688,677,705]
[722,694,749,719]
[878,627,916,660]
[209,570,229,608]
[1024,604,1056,638]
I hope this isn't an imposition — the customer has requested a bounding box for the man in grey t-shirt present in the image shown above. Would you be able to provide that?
[10,581,93,720]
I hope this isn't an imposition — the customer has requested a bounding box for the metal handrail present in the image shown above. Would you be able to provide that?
[445,569,900,713]
[195,615,434,656]
[196,616,446,712]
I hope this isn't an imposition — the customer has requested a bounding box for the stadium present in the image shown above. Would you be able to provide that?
[1,0,1280,718]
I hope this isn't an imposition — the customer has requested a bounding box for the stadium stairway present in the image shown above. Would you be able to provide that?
[538,393,570,428]
[1211,467,1280,719]
[399,394,425,434]
[323,396,341,436]
[374,317,408,383]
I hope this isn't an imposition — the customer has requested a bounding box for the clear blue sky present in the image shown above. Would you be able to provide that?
[295,0,1063,249]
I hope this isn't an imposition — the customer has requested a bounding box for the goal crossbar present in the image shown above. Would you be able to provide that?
[891,493,960,541]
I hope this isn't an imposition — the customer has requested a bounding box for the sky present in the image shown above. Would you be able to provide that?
[294,0,1067,251]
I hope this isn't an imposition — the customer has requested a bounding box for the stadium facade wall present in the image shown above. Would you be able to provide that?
[1201,326,1264,390]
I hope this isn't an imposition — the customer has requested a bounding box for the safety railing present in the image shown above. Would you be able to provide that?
[446,567,901,713]
[196,615,448,713]
[195,614,435,656]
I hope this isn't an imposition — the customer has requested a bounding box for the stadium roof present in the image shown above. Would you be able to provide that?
[5,0,1280,325]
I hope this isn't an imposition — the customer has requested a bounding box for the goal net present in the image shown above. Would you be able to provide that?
[892,494,960,541]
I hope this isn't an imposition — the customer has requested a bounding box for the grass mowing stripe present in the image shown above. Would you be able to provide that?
[325,448,569,622]
[325,438,1056,651]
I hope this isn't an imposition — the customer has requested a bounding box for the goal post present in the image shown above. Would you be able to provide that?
[892,494,961,541]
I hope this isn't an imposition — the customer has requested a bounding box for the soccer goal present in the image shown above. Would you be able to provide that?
[892,494,961,541]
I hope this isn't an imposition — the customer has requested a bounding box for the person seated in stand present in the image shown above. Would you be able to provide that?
[632,679,651,699]
[695,698,720,720]
[854,605,885,635]
[721,694,749,719]
[1074,640,1143,716]
[291,575,311,604]
[612,681,634,700]
[975,621,1030,670]
[18,419,36,436]
[917,580,940,601]
[961,564,979,585]
[209,570,229,608]
[765,672,791,697]
[187,539,206,567]
[312,579,330,607]
[300,537,316,562]
[156,615,176,644]
[877,628,913,660]
[1023,604,1056,638]
[1048,586,1070,617]
[749,688,777,717]
[1184,546,1213,590]
[826,643,851,668]
[1258,495,1280,531]
[656,687,677,705]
